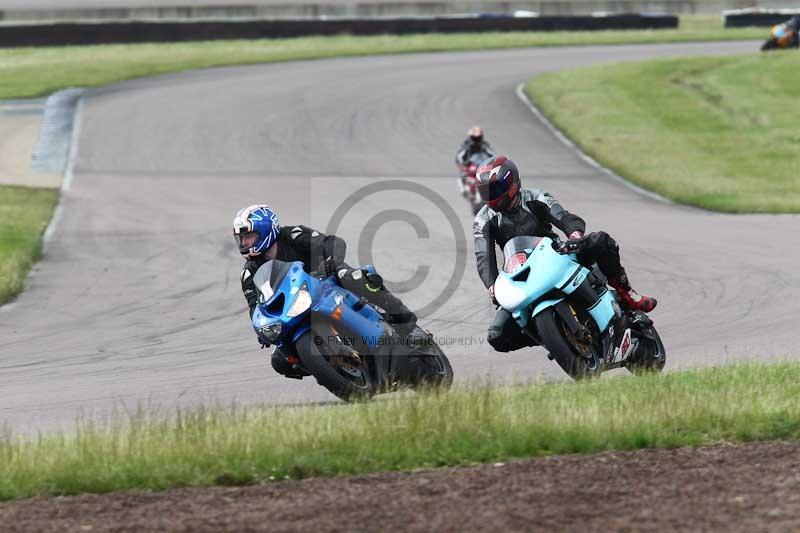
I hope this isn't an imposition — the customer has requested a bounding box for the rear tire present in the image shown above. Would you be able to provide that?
[625,324,666,376]
[406,326,454,390]
[534,311,600,381]
[296,330,374,402]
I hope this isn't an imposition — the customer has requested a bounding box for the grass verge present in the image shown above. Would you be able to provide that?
[3,362,800,501]
[525,51,800,213]
[0,186,59,304]
[0,16,763,100]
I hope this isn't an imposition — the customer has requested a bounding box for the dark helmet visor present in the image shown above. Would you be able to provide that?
[478,172,511,201]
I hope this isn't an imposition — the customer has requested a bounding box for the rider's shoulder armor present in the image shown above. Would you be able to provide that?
[474,188,558,249]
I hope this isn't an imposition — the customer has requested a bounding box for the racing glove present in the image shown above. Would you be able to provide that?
[559,231,586,254]
[314,256,341,279]
[488,284,498,305]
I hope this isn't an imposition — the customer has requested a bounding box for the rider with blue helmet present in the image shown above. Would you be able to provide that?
[233,204,417,379]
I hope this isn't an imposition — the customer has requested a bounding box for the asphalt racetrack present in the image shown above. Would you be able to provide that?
[1,41,797,434]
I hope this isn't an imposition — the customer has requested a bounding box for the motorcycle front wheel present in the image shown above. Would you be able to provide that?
[296,328,375,402]
[534,310,601,381]
[761,39,778,51]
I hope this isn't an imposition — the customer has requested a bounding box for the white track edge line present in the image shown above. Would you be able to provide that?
[62,94,84,193]
[514,82,672,205]
[1,95,86,313]
[43,94,85,248]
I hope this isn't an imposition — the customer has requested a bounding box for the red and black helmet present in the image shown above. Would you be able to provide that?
[475,155,520,212]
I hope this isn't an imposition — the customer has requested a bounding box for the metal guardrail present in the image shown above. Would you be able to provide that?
[0,13,678,47]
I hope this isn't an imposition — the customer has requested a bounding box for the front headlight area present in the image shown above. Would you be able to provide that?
[494,276,528,311]
[287,283,312,318]
[258,322,283,342]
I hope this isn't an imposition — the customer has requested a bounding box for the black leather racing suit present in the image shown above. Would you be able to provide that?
[788,16,800,46]
[473,188,626,352]
[456,138,496,167]
[240,225,416,377]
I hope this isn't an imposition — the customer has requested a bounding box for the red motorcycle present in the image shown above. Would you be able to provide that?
[457,154,488,215]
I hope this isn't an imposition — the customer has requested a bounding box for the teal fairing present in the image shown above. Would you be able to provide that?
[494,236,615,331]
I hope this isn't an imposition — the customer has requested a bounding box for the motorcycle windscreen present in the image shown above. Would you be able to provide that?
[467,151,491,166]
[502,236,542,273]
[252,260,295,302]
[253,262,275,301]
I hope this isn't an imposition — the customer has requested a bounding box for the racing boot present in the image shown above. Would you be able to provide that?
[609,270,657,313]
[457,175,469,198]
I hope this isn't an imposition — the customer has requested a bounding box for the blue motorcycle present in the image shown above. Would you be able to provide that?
[494,235,665,379]
[251,260,453,401]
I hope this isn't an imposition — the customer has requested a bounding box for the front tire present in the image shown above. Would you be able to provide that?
[534,311,600,380]
[296,329,374,402]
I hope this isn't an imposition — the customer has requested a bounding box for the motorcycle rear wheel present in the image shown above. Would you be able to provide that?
[296,329,375,402]
[625,324,667,376]
[405,326,454,390]
[534,310,601,381]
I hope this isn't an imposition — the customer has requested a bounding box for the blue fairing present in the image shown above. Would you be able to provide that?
[251,261,386,352]
[496,236,615,332]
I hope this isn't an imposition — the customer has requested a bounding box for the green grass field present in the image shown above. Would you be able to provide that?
[2,362,800,501]
[525,51,800,213]
[0,186,58,304]
[0,16,762,100]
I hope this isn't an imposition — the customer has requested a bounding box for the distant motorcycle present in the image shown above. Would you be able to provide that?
[457,152,490,215]
[494,235,666,380]
[252,260,453,401]
[761,21,799,51]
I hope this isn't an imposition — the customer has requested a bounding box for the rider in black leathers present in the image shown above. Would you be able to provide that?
[472,156,657,353]
[456,126,496,167]
[786,15,800,46]
[233,205,416,379]
[455,126,496,196]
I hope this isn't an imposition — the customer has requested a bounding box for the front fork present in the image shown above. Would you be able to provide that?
[563,276,628,365]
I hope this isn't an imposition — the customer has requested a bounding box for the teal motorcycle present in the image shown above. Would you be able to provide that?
[494,235,665,379]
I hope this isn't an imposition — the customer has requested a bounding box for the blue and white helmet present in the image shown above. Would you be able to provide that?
[232,204,280,257]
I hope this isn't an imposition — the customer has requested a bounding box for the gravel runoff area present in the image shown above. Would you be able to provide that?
[2,440,799,531]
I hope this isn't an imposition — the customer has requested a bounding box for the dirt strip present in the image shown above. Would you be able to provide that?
[0,102,61,188]
[2,440,800,532]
